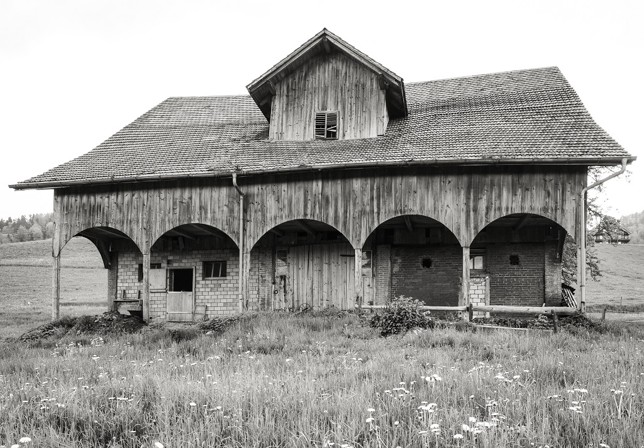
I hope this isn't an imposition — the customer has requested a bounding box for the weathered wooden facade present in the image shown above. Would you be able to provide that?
[12,29,634,321]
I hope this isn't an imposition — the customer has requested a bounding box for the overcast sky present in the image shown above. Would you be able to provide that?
[1,0,643,220]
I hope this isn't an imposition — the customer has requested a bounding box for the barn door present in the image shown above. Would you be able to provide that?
[167,268,195,321]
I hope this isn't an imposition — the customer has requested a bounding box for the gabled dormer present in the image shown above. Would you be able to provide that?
[247,29,407,141]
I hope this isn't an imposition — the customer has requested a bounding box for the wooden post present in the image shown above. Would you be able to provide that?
[355,248,363,310]
[461,246,471,318]
[107,252,118,312]
[142,252,150,321]
[551,309,558,334]
[52,255,61,320]
[601,307,607,322]
[468,303,474,322]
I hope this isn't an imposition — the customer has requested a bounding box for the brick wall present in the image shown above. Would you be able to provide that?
[116,248,240,320]
[374,244,391,305]
[486,243,544,306]
[469,275,489,317]
[391,245,461,306]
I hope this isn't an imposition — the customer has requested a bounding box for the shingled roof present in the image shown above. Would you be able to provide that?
[11,66,634,190]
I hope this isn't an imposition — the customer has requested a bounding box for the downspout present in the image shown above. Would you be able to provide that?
[578,158,628,312]
[232,172,244,313]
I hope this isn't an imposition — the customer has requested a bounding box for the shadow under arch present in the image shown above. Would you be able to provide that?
[248,219,356,311]
[150,221,239,251]
[467,210,573,248]
[361,212,463,249]
[64,226,142,269]
[360,214,462,307]
[470,213,571,308]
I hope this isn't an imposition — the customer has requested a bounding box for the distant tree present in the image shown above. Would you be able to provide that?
[45,221,55,239]
[29,223,43,240]
[16,225,29,242]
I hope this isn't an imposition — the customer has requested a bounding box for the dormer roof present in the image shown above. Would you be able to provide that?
[246,28,407,120]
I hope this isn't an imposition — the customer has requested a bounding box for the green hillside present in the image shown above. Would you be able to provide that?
[585,243,644,307]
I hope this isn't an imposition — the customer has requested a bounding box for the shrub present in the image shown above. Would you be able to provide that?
[369,296,433,336]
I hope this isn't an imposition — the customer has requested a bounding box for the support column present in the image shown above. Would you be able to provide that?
[461,246,470,308]
[354,248,363,309]
[142,252,150,321]
[107,252,118,311]
[52,255,61,320]
[242,251,251,311]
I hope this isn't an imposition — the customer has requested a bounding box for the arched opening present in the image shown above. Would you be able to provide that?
[361,215,462,306]
[469,213,574,308]
[148,224,239,321]
[248,219,355,311]
[59,226,142,317]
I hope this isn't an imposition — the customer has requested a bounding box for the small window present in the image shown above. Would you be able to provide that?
[138,263,162,282]
[203,261,227,278]
[469,250,485,270]
[421,258,432,269]
[315,112,338,140]
[509,255,520,266]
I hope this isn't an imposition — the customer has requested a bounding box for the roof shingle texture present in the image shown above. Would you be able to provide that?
[14,67,632,188]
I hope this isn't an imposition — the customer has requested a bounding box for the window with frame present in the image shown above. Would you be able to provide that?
[315,112,338,140]
[469,250,485,270]
[203,260,227,279]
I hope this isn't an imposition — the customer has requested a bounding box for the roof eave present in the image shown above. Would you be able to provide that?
[10,155,636,190]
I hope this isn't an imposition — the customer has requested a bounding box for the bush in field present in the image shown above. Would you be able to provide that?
[369,296,433,336]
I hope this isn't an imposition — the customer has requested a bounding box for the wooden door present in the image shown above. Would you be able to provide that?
[167,268,195,321]
[283,243,356,310]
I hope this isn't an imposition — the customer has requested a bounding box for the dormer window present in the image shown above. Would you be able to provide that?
[315,112,338,140]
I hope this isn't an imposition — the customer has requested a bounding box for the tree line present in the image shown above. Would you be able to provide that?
[0,213,55,244]
[620,211,644,244]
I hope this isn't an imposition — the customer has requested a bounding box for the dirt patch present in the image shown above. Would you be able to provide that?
[18,312,146,342]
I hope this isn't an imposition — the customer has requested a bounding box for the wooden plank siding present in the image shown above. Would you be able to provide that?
[269,52,387,140]
[53,165,584,257]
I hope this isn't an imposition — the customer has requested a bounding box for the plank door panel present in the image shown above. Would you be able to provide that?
[167,292,194,321]
[283,243,355,309]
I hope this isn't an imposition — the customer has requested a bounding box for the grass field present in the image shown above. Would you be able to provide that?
[586,243,644,309]
[1,313,644,447]
[0,238,107,339]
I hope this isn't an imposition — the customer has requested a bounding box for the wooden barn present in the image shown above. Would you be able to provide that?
[11,29,635,321]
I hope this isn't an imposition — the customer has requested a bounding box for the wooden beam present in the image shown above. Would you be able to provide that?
[52,255,60,320]
[354,248,363,309]
[168,228,196,240]
[294,220,315,237]
[188,224,223,239]
[322,37,331,54]
[461,246,470,311]
[403,216,414,233]
[270,228,285,237]
[513,214,531,231]
[88,227,128,239]
[142,252,150,321]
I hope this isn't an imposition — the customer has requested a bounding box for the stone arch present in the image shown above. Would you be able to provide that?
[470,213,570,308]
[360,214,463,307]
[247,219,357,311]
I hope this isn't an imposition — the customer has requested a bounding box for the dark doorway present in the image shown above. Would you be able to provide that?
[169,269,193,292]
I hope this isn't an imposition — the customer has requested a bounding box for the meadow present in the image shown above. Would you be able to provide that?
[1,312,644,447]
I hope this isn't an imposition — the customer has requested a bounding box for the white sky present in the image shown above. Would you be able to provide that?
[1,0,643,220]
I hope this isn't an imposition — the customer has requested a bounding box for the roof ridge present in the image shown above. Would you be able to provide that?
[405,66,562,86]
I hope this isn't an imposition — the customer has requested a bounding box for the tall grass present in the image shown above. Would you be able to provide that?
[0,312,642,447]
